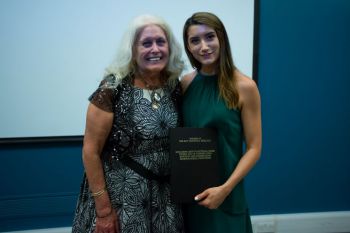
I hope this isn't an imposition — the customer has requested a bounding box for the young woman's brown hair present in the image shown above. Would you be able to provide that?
[183,12,239,109]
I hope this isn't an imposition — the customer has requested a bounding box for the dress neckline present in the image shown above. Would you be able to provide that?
[198,71,217,78]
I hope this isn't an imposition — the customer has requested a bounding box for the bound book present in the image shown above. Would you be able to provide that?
[169,127,220,203]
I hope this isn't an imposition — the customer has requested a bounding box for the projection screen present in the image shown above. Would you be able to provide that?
[0,0,256,139]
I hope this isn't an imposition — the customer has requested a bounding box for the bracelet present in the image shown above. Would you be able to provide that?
[91,187,106,197]
[96,207,113,218]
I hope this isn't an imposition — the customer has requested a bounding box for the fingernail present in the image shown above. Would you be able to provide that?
[194,196,199,201]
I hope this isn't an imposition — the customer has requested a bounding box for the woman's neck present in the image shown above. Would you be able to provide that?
[199,70,216,76]
[133,73,164,90]
[200,64,218,76]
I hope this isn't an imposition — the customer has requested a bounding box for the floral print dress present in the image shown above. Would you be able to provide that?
[72,75,184,233]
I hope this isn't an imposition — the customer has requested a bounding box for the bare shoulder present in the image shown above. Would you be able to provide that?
[180,70,197,93]
[236,71,258,92]
[236,71,260,106]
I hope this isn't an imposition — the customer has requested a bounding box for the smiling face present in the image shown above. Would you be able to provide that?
[186,24,220,74]
[134,25,169,77]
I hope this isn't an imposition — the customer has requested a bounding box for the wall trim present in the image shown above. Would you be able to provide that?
[0,227,71,233]
[251,211,350,233]
[1,211,349,233]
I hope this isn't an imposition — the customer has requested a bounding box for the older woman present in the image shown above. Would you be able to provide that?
[72,14,184,233]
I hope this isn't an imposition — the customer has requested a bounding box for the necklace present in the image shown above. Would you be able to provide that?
[137,76,163,110]
[149,89,162,110]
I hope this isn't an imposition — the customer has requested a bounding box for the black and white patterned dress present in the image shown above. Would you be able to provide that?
[72,75,184,233]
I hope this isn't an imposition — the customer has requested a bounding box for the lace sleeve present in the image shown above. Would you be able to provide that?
[88,76,117,112]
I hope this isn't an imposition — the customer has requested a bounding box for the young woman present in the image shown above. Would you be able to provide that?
[181,12,262,233]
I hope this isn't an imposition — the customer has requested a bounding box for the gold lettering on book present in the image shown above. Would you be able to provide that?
[176,150,215,160]
[178,137,212,143]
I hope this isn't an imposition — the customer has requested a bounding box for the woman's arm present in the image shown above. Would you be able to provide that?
[196,74,262,209]
[222,75,262,193]
[83,103,119,232]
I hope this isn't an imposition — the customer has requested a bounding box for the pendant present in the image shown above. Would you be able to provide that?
[150,90,161,110]
[152,102,160,109]
[152,91,161,102]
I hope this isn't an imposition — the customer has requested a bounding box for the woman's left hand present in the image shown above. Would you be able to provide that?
[94,208,119,233]
[194,185,230,209]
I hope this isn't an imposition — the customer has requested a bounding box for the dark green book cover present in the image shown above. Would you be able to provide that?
[169,127,220,203]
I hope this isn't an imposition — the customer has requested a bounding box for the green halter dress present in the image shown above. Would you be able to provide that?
[182,72,253,233]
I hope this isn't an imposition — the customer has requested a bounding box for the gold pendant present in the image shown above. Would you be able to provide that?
[153,92,161,102]
[150,90,161,110]
[152,102,159,109]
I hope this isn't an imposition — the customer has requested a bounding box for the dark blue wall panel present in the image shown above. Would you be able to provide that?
[246,0,350,214]
[0,142,84,231]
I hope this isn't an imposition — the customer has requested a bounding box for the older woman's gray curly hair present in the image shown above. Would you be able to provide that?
[104,14,184,89]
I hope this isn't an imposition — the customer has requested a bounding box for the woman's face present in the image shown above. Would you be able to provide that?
[134,25,169,77]
[186,24,220,73]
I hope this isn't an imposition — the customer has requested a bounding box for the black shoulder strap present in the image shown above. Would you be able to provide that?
[120,156,170,183]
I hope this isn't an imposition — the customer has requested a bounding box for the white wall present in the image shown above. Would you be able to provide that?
[0,0,254,138]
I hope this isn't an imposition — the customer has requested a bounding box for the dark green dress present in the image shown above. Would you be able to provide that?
[182,72,253,233]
